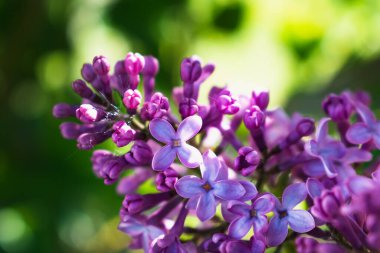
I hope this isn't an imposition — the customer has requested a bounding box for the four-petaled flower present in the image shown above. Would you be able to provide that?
[149,115,203,171]
[267,183,315,246]
[175,150,246,221]
[227,194,275,239]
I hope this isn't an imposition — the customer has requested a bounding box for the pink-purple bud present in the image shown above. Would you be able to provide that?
[311,187,343,222]
[140,92,170,121]
[123,89,142,110]
[155,168,179,192]
[234,146,261,176]
[92,55,110,76]
[296,118,315,137]
[142,56,159,76]
[59,122,82,139]
[124,52,145,75]
[179,98,198,118]
[72,79,94,99]
[216,90,240,115]
[52,103,78,118]
[124,141,153,165]
[112,121,136,147]
[77,131,112,150]
[81,63,97,82]
[180,57,202,83]
[322,94,352,121]
[252,91,269,110]
[75,104,106,123]
[243,105,266,129]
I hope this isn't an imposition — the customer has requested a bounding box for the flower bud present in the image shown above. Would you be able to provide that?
[179,98,198,118]
[124,141,153,165]
[81,63,97,82]
[155,168,179,192]
[180,57,202,83]
[77,131,112,150]
[59,122,82,139]
[112,121,136,147]
[243,105,265,129]
[296,118,315,137]
[234,146,260,176]
[123,89,142,110]
[252,91,269,110]
[140,92,169,120]
[75,104,106,123]
[91,150,114,176]
[52,103,77,118]
[322,94,352,121]
[92,55,110,76]
[142,56,159,76]
[216,90,240,115]
[124,52,145,75]
[311,187,343,221]
[99,157,127,185]
[72,79,94,99]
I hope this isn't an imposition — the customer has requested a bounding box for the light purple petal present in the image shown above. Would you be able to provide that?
[228,216,253,239]
[372,124,380,149]
[227,201,250,216]
[252,215,268,233]
[177,115,202,141]
[282,183,307,209]
[215,160,229,181]
[316,118,330,144]
[213,180,245,200]
[320,156,337,178]
[196,192,216,221]
[201,150,220,181]
[303,159,325,177]
[343,147,372,164]
[238,180,258,201]
[152,145,176,171]
[175,176,204,198]
[149,118,176,143]
[287,210,315,233]
[347,176,374,195]
[354,101,376,125]
[177,143,202,168]
[118,222,145,236]
[186,196,200,210]
[267,216,289,246]
[346,123,372,144]
[254,194,274,213]
[306,178,323,198]
[304,140,319,156]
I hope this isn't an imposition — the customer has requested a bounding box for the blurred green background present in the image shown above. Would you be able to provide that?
[1,0,380,252]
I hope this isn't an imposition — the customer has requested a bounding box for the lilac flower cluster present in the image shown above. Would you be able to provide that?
[54,52,380,253]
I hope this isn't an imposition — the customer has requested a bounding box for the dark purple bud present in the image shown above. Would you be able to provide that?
[322,94,352,121]
[91,150,114,177]
[59,122,82,139]
[150,92,170,110]
[98,156,127,185]
[124,141,153,165]
[142,56,159,76]
[123,89,142,110]
[121,192,173,215]
[311,187,344,222]
[252,91,269,110]
[81,63,97,82]
[114,60,127,74]
[243,105,265,129]
[112,121,136,147]
[180,57,202,83]
[77,131,112,150]
[75,104,106,123]
[92,55,110,76]
[72,79,94,99]
[179,98,198,118]
[124,52,145,75]
[52,103,77,118]
[117,169,152,195]
[234,146,260,176]
[216,90,240,115]
[296,118,315,137]
[155,168,179,192]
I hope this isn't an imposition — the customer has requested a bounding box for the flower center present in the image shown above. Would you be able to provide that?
[250,209,257,218]
[279,209,288,218]
[172,139,181,147]
[202,183,212,192]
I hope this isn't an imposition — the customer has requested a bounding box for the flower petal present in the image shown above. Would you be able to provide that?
[152,145,176,171]
[215,159,229,181]
[343,147,372,164]
[175,176,204,198]
[287,210,315,233]
[228,216,253,239]
[346,122,372,145]
[227,201,250,216]
[316,118,330,144]
[214,180,245,200]
[303,159,325,177]
[254,194,274,214]
[149,118,176,143]
[306,178,323,198]
[177,143,202,168]
[347,176,374,195]
[320,156,337,178]
[267,216,289,247]
[252,214,268,233]
[238,180,258,201]
[282,183,307,209]
[196,192,216,221]
[177,115,202,141]
[186,196,200,210]
[201,150,220,181]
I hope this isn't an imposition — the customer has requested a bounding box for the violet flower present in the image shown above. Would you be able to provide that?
[175,150,246,221]
[267,183,315,246]
[149,115,202,170]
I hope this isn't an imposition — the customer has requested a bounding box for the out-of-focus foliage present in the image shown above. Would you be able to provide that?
[0,0,380,252]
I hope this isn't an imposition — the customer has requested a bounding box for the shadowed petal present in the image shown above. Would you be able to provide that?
[228,201,250,216]
[215,159,229,181]
[306,178,323,198]
[303,159,325,177]
[175,176,204,198]
[149,118,176,143]
[282,183,307,209]
[118,222,145,236]
[347,176,374,195]
[252,214,268,233]
[267,216,288,246]
[346,123,372,144]
[316,118,330,144]
[320,156,337,178]
[373,170,380,183]
[196,192,216,221]
[152,145,176,171]
[288,210,315,233]
[201,150,220,181]
[238,180,258,201]
[228,216,253,239]
[177,143,202,168]
[214,180,245,200]
[177,115,202,141]
[254,194,274,213]
[186,196,200,210]
[343,147,372,164]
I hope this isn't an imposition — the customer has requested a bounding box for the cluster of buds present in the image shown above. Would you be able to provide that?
[54,52,380,253]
